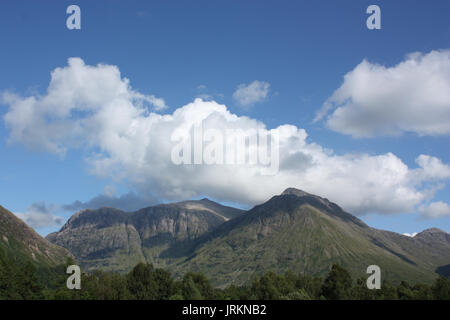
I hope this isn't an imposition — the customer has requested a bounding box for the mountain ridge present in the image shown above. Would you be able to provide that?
[46,198,244,272]
[45,188,450,286]
[164,189,450,286]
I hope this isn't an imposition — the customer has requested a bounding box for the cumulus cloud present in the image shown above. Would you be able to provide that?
[1,57,167,156]
[15,202,64,229]
[419,201,450,218]
[2,58,450,216]
[315,50,450,137]
[233,80,270,107]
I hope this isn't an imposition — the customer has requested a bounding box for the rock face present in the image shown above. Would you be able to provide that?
[0,205,71,267]
[46,199,244,272]
[46,189,450,287]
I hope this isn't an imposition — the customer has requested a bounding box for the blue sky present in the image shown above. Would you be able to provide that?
[0,0,450,236]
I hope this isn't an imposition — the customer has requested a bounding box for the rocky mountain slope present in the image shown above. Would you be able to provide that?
[0,205,71,268]
[46,199,243,272]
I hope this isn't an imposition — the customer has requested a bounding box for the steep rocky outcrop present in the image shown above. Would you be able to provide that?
[46,199,244,272]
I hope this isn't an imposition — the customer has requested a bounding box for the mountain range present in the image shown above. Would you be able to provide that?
[42,188,450,287]
[1,189,449,287]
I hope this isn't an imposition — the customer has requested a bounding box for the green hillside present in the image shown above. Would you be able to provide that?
[167,190,450,286]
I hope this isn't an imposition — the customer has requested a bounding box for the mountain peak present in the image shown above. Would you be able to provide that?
[417,228,447,236]
[425,227,445,232]
[281,188,313,197]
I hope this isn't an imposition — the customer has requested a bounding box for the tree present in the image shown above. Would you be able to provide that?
[251,271,280,300]
[182,272,214,299]
[320,264,352,300]
[217,284,249,300]
[397,281,415,300]
[280,289,312,300]
[15,261,44,300]
[127,263,158,300]
[411,283,433,300]
[181,277,203,300]
[0,252,12,299]
[154,268,174,299]
[351,278,377,300]
[378,280,398,300]
[432,277,450,300]
[296,273,323,299]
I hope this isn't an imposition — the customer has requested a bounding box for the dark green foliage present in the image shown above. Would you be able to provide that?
[251,271,281,300]
[182,272,214,299]
[351,278,377,300]
[320,264,353,300]
[154,268,175,299]
[1,256,449,300]
[181,277,203,300]
[431,277,450,299]
[215,284,250,300]
[14,262,44,299]
[378,281,399,300]
[296,273,324,299]
[0,247,45,299]
[127,263,158,300]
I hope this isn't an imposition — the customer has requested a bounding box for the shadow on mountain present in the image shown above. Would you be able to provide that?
[436,264,450,277]
[159,239,198,259]
[370,238,417,266]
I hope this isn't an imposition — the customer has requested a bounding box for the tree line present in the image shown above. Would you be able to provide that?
[1,248,449,300]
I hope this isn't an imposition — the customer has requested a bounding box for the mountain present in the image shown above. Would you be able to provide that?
[167,189,450,286]
[0,205,71,268]
[46,189,450,287]
[46,199,243,272]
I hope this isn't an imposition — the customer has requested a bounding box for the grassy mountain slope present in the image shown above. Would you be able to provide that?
[167,190,450,286]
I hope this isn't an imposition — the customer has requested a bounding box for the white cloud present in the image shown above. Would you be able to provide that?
[411,155,450,182]
[403,232,418,237]
[419,201,450,218]
[1,57,167,156]
[3,58,450,216]
[315,50,450,137]
[16,191,156,230]
[15,202,64,229]
[233,80,270,107]
[62,191,156,212]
